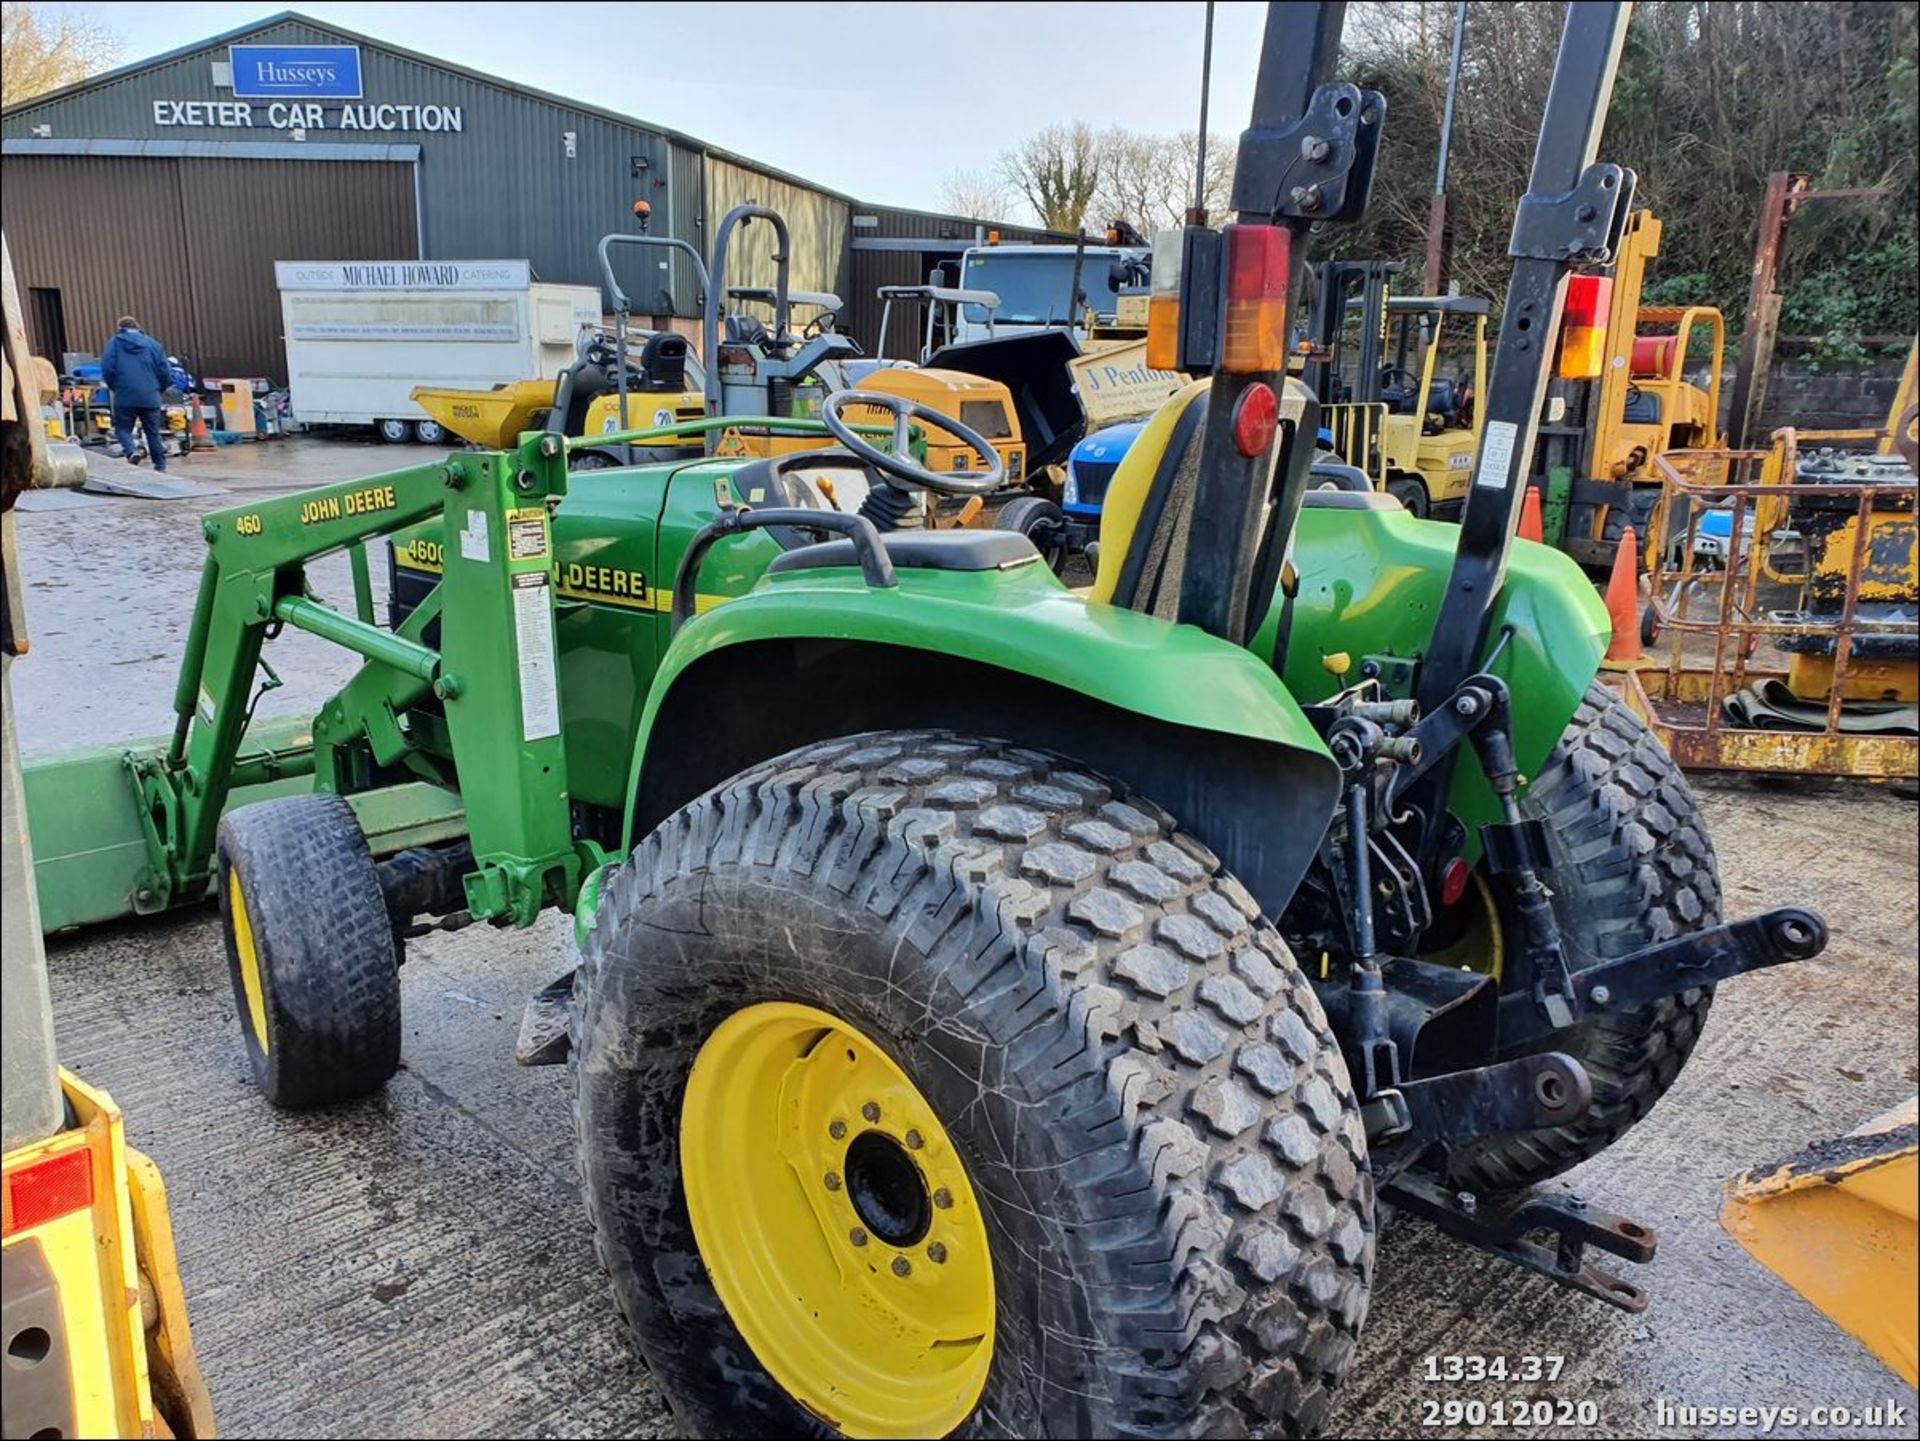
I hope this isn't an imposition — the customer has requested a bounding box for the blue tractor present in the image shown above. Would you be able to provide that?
[999,414,1349,574]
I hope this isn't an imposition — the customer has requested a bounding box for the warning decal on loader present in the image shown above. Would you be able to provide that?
[508,508,549,561]
[511,571,561,742]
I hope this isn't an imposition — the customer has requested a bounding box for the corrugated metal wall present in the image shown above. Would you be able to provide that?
[1,16,1043,366]
[5,156,190,365]
[2,17,674,309]
[3,153,416,376]
[666,141,706,320]
[706,156,848,308]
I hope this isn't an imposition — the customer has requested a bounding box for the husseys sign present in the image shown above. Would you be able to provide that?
[150,43,464,133]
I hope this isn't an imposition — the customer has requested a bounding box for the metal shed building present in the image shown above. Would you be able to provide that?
[0,10,1038,380]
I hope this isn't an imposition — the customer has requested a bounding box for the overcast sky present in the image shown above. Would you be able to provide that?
[81,1,1268,217]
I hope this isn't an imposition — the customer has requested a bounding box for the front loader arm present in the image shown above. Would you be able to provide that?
[137,435,585,927]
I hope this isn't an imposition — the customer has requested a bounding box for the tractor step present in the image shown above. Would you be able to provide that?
[1384,1170,1659,1312]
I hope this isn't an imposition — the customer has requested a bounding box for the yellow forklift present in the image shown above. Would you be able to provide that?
[1302,261,1490,518]
[1533,208,1726,570]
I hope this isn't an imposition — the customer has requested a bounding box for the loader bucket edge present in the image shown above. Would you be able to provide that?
[1721,1098,1919,1387]
[25,713,468,931]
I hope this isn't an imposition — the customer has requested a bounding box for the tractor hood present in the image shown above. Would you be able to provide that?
[926,329,1087,471]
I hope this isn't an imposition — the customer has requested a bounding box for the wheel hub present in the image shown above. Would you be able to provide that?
[681,1002,994,1439]
[844,1130,930,1248]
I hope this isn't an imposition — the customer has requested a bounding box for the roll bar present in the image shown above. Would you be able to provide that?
[596,232,712,455]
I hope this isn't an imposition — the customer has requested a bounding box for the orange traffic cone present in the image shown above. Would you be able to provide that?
[188,394,214,451]
[1518,485,1545,543]
[1602,525,1643,666]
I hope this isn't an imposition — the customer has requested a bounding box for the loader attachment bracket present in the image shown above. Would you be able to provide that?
[1384,1170,1657,1313]
[1230,79,1386,226]
[1509,162,1635,264]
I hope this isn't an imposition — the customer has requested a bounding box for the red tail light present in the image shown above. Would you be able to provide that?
[1559,274,1613,380]
[1220,225,1291,374]
[3,1148,94,1236]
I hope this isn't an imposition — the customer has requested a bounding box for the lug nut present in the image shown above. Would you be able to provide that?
[891,1257,912,1277]
[904,1129,924,1150]
[824,1172,841,1192]
[932,1187,954,1210]
[829,1119,847,1140]
[926,1242,948,1264]
[849,1227,868,1247]
[861,1101,881,1123]
[1590,985,1612,1006]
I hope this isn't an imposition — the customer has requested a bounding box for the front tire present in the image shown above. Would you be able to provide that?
[1386,475,1430,518]
[574,731,1374,1438]
[215,794,401,1109]
[376,418,411,444]
[993,494,1070,571]
[1447,685,1719,1193]
[412,418,446,445]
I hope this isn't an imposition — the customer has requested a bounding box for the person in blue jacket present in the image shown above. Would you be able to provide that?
[99,316,175,472]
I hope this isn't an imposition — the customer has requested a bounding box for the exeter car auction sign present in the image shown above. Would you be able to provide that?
[148,43,463,133]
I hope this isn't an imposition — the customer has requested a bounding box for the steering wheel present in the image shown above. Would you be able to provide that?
[820,389,1004,495]
[1379,366,1421,394]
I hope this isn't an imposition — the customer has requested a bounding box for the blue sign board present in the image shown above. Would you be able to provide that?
[229,45,363,100]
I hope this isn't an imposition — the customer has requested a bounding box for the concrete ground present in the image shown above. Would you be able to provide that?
[12,435,1918,1439]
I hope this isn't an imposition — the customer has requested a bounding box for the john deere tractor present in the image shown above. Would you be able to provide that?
[21,3,1832,1435]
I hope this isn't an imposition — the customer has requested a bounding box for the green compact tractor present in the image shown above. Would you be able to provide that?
[23,3,1831,1435]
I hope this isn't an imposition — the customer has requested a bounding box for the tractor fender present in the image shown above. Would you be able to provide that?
[621,564,1342,919]
[1264,501,1611,834]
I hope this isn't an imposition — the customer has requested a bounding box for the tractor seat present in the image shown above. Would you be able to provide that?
[767,529,1041,576]
[638,332,689,392]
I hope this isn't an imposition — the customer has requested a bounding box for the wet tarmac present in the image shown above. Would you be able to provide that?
[13,436,1918,1438]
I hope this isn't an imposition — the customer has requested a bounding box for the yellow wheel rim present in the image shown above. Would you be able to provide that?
[228,870,271,1054]
[681,1002,994,1438]
[1423,872,1506,980]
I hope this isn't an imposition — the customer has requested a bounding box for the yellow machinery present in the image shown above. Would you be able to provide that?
[1722,1098,1918,1387]
[1,1073,217,1439]
[1622,341,1917,778]
[833,368,1026,487]
[1304,263,1490,518]
[3,231,215,1439]
[413,332,708,468]
[414,336,1025,486]
[1539,209,1726,568]
[1376,296,1489,517]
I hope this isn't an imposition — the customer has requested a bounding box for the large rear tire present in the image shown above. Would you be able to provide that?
[215,794,401,1109]
[574,731,1374,1438]
[1447,685,1719,1193]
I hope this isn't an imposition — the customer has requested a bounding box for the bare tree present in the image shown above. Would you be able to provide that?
[1000,123,1106,232]
[2,1,121,108]
[935,168,1016,222]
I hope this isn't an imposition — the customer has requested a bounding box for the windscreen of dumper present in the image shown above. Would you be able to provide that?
[962,253,1124,325]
